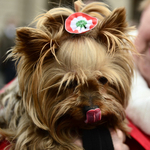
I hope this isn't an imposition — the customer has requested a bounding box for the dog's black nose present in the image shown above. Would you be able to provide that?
[83,105,99,114]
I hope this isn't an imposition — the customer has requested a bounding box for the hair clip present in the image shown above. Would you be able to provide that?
[65,12,98,34]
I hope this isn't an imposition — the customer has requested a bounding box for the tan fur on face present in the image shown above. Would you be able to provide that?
[0,0,136,150]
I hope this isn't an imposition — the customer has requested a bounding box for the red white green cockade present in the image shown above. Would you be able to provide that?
[65,12,98,34]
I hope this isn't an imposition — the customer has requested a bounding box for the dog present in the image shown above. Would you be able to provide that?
[0,0,135,149]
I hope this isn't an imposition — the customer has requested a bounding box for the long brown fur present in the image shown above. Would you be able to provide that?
[0,0,135,149]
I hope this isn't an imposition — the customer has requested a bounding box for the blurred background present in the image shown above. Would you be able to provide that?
[0,0,142,88]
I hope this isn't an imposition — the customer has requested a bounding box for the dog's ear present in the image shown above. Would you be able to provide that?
[13,27,59,63]
[98,8,131,52]
[100,8,127,34]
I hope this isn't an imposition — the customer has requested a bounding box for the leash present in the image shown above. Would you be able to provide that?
[82,127,114,150]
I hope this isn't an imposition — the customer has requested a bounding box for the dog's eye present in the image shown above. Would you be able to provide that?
[63,80,78,89]
[98,77,108,85]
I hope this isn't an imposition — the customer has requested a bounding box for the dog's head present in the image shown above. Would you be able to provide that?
[12,0,135,141]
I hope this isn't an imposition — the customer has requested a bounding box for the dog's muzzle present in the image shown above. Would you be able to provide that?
[84,106,101,124]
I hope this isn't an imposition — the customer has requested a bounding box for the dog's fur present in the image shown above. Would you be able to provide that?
[0,1,135,149]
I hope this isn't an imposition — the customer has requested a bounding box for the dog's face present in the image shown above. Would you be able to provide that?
[48,38,128,128]
[12,1,135,141]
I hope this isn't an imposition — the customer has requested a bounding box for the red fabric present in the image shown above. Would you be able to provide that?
[0,140,10,150]
[126,136,145,150]
[127,118,150,150]
[0,79,15,94]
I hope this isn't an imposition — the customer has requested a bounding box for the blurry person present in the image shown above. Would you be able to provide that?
[134,0,150,87]
[0,18,17,84]
[125,0,150,148]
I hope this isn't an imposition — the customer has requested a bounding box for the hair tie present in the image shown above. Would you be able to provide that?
[65,12,98,34]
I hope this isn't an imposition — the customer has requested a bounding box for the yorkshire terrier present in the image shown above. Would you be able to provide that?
[0,0,135,149]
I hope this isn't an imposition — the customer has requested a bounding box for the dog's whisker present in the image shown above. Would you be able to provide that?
[41,83,60,92]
